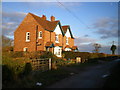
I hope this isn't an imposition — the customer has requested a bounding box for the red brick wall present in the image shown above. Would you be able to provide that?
[62,36,74,50]
[36,25,45,51]
[14,13,43,52]
[14,13,75,52]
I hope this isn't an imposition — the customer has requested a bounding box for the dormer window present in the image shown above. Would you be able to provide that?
[55,34,59,43]
[26,32,30,42]
[66,37,69,45]
[38,31,42,39]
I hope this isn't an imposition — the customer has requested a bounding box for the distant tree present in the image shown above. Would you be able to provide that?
[2,35,13,47]
[93,43,101,53]
[110,41,117,55]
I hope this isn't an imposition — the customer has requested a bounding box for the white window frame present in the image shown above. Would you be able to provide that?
[54,47,62,57]
[65,48,71,51]
[38,31,42,39]
[55,34,59,43]
[23,47,28,52]
[66,37,69,45]
[46,47,50,51]
[26,32,30,42]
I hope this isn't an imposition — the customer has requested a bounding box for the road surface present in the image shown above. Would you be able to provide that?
[47,59,120,88]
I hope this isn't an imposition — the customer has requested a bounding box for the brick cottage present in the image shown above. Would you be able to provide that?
[14,13,78,57]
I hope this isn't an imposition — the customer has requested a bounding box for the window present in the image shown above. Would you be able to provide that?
[54,47,62,57]
[46,47,50,51]
[66,37,69,45]
[23,47,28,52]
[38,31,42,39]
[58,49,61,55]
[26,32,30,42]
[55,34,59,43]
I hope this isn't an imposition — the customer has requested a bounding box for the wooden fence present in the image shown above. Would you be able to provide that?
[31,58,51,71]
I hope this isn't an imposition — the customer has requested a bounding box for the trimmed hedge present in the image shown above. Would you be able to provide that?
[62,51,93,60]
[62,51,119,62]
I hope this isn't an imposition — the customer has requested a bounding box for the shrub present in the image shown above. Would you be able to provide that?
[2,65,15,84]
[24,51,41,59]
[22,63,32,76]
[2,46,13,52]
[10,51,24,58]
[63,51,90,60]
[40,51,58,61]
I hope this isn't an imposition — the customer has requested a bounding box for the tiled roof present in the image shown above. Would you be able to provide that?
[72,46,78,50]
[62,25,69,34]
[45,42,54,47]
[29,13,59,31]
[62,25,74,38]
[28,13,74,38]
[65,45,71,49]
[54,43,62,47]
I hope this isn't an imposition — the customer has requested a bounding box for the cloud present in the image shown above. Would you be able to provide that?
[74,36,98,45]
[84,34,89,37]
[2,11,27,37]
[92,17,118,39]
[76,42,119,54]
[74,36,119,54]
[74,37,98,52]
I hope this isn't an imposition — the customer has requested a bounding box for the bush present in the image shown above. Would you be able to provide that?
[2,65,15,84]
[40,51,58,61]
[22,63,32,76]
[63,51,90,60]
[2,46,13,52]
[10,51,24,58]
[24,51,41,59]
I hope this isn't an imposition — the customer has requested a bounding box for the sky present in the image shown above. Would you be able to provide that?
[2,1,119,54]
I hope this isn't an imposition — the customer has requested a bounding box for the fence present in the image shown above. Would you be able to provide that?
[31,58,51,71]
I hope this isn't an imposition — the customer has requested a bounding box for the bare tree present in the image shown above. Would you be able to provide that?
[93,43,101,53]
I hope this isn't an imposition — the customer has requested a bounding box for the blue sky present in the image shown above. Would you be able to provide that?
[2,2,119,54]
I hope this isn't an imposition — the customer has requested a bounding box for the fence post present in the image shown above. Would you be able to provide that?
[49,58,52,70]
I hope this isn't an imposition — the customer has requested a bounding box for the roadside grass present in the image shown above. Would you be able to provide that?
[103,61,120,88]
[3,68,71,88]
[2,50,120,88]
[32,68,71,88]
[6,62,100,88]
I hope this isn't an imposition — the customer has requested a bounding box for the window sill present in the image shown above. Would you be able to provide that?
[38,37,42,39]
[55,41,59,43]
[66,43,69,45]
[26,40,30,42]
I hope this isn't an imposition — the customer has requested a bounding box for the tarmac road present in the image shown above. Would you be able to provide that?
[47,59,120,88]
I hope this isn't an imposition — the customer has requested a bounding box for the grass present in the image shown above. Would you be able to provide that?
[3,68,71,88]
[2,50,120,88]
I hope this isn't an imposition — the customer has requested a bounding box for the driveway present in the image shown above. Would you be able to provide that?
[47,59,120,88]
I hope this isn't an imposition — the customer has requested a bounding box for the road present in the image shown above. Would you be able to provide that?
[47,59,120,88]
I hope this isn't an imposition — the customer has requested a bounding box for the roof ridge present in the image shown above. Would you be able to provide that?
[27,12,60,31]
[28,12,59,22]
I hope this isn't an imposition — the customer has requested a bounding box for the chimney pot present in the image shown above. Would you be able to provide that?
[42,15,46,20]
[51,16,55,21]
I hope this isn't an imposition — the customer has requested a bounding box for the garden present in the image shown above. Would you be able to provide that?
[2,46,120,88]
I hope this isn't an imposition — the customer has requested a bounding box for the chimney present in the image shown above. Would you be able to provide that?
[51,16,55,21]
[42,15,46,20]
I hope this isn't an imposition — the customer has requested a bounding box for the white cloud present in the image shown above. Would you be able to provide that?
[92,17,118,39]
[74,36,119,54]
[2,11,27,37]
[74,36,98,45]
